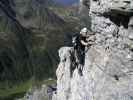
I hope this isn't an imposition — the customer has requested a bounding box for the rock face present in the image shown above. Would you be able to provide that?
[54,0,133,100]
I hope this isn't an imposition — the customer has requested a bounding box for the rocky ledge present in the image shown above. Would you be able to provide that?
[54,0,133,100]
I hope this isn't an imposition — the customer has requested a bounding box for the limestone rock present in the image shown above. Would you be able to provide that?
[56,47,73,100]
[54,0,133,100]
[90,0,133,15]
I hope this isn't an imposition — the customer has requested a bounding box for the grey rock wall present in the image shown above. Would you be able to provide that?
[54,0,133,100]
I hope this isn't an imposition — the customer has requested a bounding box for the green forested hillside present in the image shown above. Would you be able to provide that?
[0,0,87,99]
[0,0,82,83]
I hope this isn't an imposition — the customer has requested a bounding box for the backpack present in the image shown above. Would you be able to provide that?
[72,35,79,49]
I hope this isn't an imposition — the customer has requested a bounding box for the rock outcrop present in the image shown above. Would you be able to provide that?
[54,0,133,100]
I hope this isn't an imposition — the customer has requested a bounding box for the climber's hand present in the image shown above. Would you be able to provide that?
[87,42,95,46]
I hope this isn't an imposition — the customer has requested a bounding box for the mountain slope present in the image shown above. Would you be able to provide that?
[0,0,82,83]
[0,0,32,81]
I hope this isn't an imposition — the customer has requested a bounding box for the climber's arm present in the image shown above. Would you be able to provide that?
[87,41,95,45]
[80,40,89,46]
[81,40,95,46]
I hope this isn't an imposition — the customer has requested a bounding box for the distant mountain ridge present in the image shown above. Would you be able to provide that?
[54,0,79,6]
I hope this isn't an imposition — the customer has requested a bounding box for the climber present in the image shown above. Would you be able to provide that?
[72,27,95,75]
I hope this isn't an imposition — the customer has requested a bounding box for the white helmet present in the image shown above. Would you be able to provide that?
[80,27,88,36]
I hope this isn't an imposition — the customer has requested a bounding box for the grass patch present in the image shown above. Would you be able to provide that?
[33,79,56,87]
[0,79,33,100]
[0,79,56,100]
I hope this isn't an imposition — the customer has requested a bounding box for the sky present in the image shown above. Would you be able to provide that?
[54,0,79,5]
